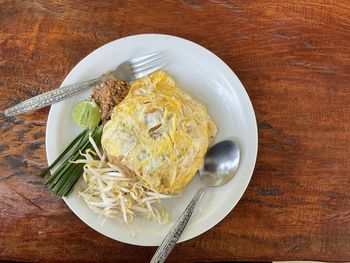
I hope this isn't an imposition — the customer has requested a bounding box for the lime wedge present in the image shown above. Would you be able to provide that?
[72,101,101,128]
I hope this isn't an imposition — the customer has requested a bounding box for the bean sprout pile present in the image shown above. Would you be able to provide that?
[74,134,175,225]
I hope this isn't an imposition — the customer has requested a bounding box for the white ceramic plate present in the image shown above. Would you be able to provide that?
[46,34,258,246]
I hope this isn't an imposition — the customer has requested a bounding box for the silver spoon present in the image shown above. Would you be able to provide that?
[150,140,240,263]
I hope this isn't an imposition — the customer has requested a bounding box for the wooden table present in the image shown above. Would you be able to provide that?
[1,1,349,262]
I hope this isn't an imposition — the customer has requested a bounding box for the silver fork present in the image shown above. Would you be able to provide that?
[4,52,165,117]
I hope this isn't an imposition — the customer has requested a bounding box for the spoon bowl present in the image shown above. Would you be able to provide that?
[200,140,240,187]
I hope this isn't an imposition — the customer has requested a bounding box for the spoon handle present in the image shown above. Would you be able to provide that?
[150,186,206,263]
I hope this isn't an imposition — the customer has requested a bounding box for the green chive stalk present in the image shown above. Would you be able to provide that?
[37,124,104,196]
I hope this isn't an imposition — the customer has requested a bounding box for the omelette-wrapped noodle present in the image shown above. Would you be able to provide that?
[102,71,217,194]
[75,134,175,226]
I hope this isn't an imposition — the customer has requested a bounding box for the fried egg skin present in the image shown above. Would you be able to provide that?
[102,71,217,194]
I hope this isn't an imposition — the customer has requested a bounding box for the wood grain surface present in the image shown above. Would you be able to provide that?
[1,0,350,262]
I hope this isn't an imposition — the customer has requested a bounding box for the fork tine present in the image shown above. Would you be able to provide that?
[130,57,163,72]
[129,52,160,64]
[131,54,163,69]
[133,58,164,74]
[133,63,166,79]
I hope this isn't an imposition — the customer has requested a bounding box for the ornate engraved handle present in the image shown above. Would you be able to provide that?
[150,186,206,263]
[4,77,101,117]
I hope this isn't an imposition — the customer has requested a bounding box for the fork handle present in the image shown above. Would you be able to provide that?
[4,77,102,117]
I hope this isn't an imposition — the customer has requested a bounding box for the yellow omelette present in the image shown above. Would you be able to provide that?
[102,71,217,194]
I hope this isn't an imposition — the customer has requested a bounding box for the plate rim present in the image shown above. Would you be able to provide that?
[46,33,258,246]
